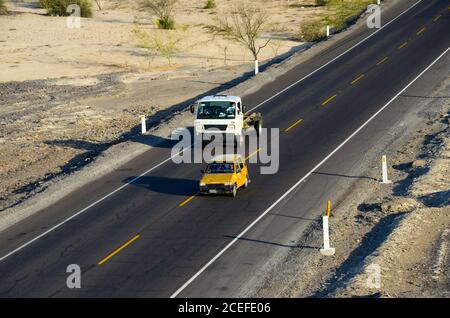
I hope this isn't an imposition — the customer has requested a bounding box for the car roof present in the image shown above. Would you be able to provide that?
[198,95,241,103]
[209,154,243,163]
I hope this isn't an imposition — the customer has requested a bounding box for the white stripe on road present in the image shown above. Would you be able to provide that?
[246,0,424,113]
[0,0,425,265]
[171,47,450,298]
[0,147,193,263]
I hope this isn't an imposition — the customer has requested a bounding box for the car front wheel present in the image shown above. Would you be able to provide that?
[231,184,237,197]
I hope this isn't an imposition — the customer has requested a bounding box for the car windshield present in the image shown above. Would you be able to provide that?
[205,162,234,174]
[197,101,236,119]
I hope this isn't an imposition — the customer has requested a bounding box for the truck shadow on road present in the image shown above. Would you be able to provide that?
[123,175,198,196]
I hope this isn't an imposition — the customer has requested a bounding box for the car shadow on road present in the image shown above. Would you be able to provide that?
[123,175,198,196]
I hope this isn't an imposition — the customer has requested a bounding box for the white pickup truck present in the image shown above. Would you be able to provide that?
[189,95,262,146]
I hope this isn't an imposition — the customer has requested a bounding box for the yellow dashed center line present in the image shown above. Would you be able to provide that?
[322,94,337,106]
[179,195,196,207]
[351,74,365,85]
[433,14,442,22]
[98,234,140,265]
[377,56,388,65]
[416,27,426,36]
[284,118,304,132]
[398,41,408,49]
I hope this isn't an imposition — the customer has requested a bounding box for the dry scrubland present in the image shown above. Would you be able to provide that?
[0,0,376,212]
[0,0,314,83]
[0,0,375,82]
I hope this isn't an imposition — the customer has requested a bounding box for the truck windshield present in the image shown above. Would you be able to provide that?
[206,163,234,174]
[197,101,236,120]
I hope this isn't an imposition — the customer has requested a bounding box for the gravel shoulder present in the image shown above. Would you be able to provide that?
[254,69,450,298]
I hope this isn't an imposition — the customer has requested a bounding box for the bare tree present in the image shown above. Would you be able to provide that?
[206,2,270,74]
[94,0,102,10]
[140,0,178,29]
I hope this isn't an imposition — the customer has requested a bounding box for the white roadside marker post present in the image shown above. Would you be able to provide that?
[327,25,330,37]
[140,115,147,134]
[381,155,392,184]
[255,60,259,75]
[320,215,335,256]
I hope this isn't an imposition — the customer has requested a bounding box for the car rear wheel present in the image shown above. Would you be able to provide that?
[244,176,249,188]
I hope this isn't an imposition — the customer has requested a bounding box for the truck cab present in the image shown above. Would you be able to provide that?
[190,95,245,142]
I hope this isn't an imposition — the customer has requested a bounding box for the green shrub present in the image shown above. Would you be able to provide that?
[321,0,375,29]
[315,0,329,6]
[39,0,93,18]
[155,16,175,29]
[0,0,7,14]
[140,0,178,30]
[204,0,216,9]
[299,19,325,42]
[132,27,181,64]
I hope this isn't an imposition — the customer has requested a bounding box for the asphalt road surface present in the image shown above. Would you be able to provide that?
[0,0,449,297]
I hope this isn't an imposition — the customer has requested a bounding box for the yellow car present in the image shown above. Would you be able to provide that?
[199,154,249,197]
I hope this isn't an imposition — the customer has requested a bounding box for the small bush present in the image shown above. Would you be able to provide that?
[321,0,374,30]
[140,0,178,30]
[315,0,329,6]
[155,16,175,29]
[40,0,93,18]
[0,0,7,14]
[299,19,325,42]
[133,27,182,64]
[204,0,216,9]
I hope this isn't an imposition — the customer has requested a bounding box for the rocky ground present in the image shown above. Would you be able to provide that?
[255,77,450,298]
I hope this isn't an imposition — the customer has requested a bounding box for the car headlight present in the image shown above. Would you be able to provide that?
[200,182,206,186]
[196,125,203,131]
[224,181,233,186]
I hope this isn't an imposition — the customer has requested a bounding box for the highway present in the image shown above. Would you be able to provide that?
[0,0,449,297]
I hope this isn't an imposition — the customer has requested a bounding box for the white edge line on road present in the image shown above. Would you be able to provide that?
[246,0,424,113]
[0,0,424,263]
[0,145,194,263]
[170,47,450,298]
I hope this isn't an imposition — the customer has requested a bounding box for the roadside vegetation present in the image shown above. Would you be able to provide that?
[39,0,93,17]
[140,0,178,29]
[206,2,270,73]
[299,0,377,41]
[204,0,216,9]
[0,0,7,14]
[132,26,182,65]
